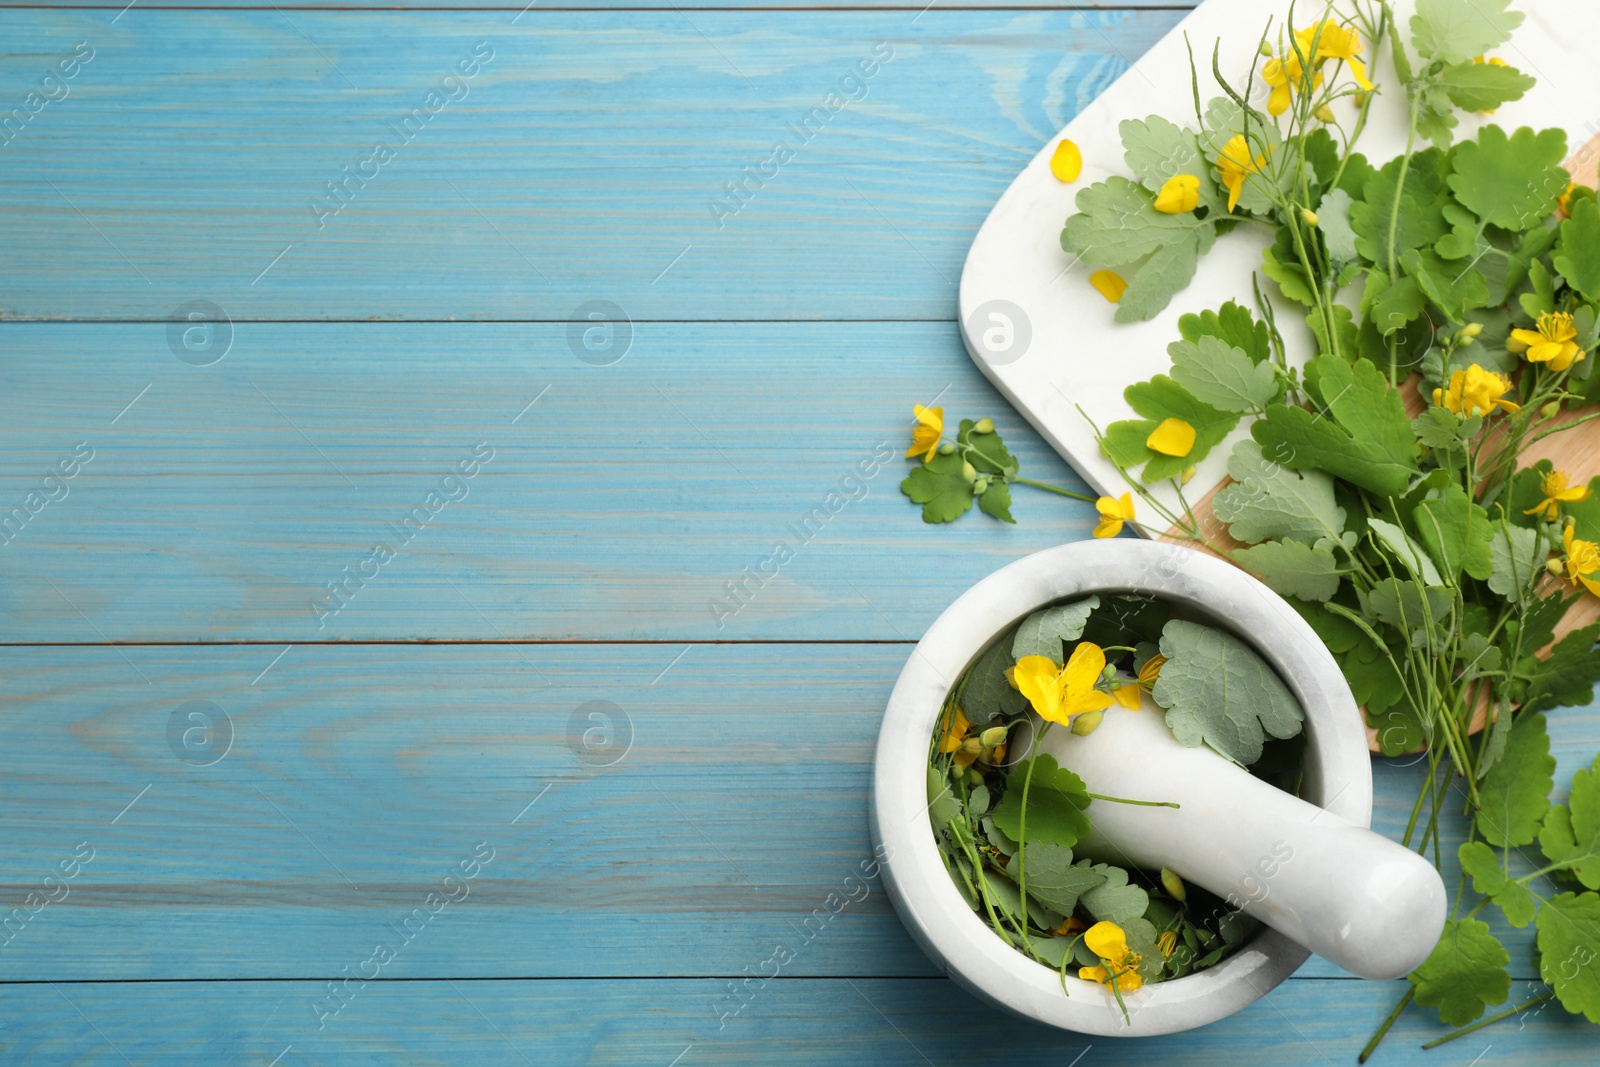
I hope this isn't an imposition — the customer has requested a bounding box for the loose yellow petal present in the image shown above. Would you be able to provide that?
[1111,684,1141,710]
[1089,270,1127,304]
[1146,417,1197,457]
[1050,138,1083,183]
[1153,174,1201,214]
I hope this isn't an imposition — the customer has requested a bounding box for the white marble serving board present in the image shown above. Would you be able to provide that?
[959,0,1600,518]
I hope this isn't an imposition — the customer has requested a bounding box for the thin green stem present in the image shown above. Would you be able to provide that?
[1358,986,1414,1063]
[1419,991,1556,1050]
[1086,793,1181,809]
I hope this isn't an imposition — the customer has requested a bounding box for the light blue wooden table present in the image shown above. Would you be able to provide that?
[1,3,1596,1063]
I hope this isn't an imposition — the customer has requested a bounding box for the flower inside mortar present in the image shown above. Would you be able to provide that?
[1079,920,1144,992]
[1013,643,1115,727]
[1112,652,1167,710]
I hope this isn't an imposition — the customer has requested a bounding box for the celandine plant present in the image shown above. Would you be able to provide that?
[904,0,1600,1053]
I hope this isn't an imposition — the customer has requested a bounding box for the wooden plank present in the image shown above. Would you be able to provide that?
[0,643,1594,982]
[0,320,1109,643]
[0,8,1180,321]
[4,976,1597,1065]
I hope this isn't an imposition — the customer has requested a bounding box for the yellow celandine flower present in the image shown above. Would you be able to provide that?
[1157,930,1178,960]
[1089,270,1128,303]
[1216,134,1268,212]
[1146,417,1197,457]
[1261,53,1321,117]
[1051,138,1083,183]
[1294,21,1373,90]
[1112,653,1167,710]
[907,404,943,462]
[1524,470,1591,521]
[938,706,970,754]
[1153,174,1201,214]
[1510,311,1585,372]
[1563,525,1600,597]
[1079,921,1144,992]
[1432,364,1520,417]
[1013,644,1115,727]
[1093,493,1135,539]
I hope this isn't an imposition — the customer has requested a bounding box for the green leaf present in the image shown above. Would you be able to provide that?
[1369,275,1428,333]
[1519,257,1558,320]
[1515,623,1600,714]
[1539,754,1600,890]
[1006,843,1106,914]
[1365,577,1453,637]
[1403,247,1492,322]
[1198,97,1285,215]
[1076,862,1150,925]
[1407,917,1511,1026]
[991,754,1093,848]
[1447,125,1569,232]
[1435,60,1534,112]
[1261,246,1317,307]
[958,420,1016,476]
[1414,485,1495,582]
[1178,301,1270,364]
[1120,115,1220,209]
[1536,892,1600,1022]
[962,638,1025,726]
[1458,841,1537,928]
[901,452,974,524]
[1554,195,1600,304]
[1351,152,1449,273]
[1412,408,1480,452]
[1316,188,1360,263]
[978,481,1015,523]
[1168,335,1278,413]
[1153,619,1304,765]
[1476,712,1553,848]
[1412,0,1523,64]
[927,765,959,833]
[1100,375,1239,482]
[1251,357,1421,498]
[1366,517,1445,587]
[1232,541,1343,602]
[1212,439,1347,545]
[1487,520,1541,599]
[1307,304,1360,362]
[1115,228,1217,324]
[1011,597,1100,663]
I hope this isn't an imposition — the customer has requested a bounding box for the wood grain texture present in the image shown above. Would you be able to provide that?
[0,8,1180,321]
[0,321,1110,643]
[0,643,1595,983]
[4,977,1598,1066]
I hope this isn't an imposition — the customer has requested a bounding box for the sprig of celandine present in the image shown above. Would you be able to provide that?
[903,0,1600,1055]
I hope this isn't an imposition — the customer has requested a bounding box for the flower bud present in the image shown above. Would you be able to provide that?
[1547,556,1566,577]
[972,476,990,494]
[1459,322,1483,339]
[1314,104,1335,124]
[1181,465,1197,485]
[962,461,977,483]
[974,417,995,434]
[1160,867,1188,903]
[938,442,956,455]
[1258,40,1274,57]
[980,726,1009,748]
[1070,710,1104,736]
[967,769,984,788]
[1542,401,1562,421]
[962,737,983,755]
[1354,91,1368,108]
[1300,207,1319,227]
[1101,664,1117,681]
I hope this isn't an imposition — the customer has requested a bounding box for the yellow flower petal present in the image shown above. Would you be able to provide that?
[1078,964,1109,984]
[1146,417,1197,457]
[1050,139,1083,183]
[1093,493,1135,538]
[1138,653,1167,688]
[938,707,971,753]
[1014,655,1067,724]
[1084,921,1129,961]
[1111,684,1141,710]
[1153,174,1201,214]
[907,404,944,461]
[1092,514,1124,539]
[1089,270,1127,303]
